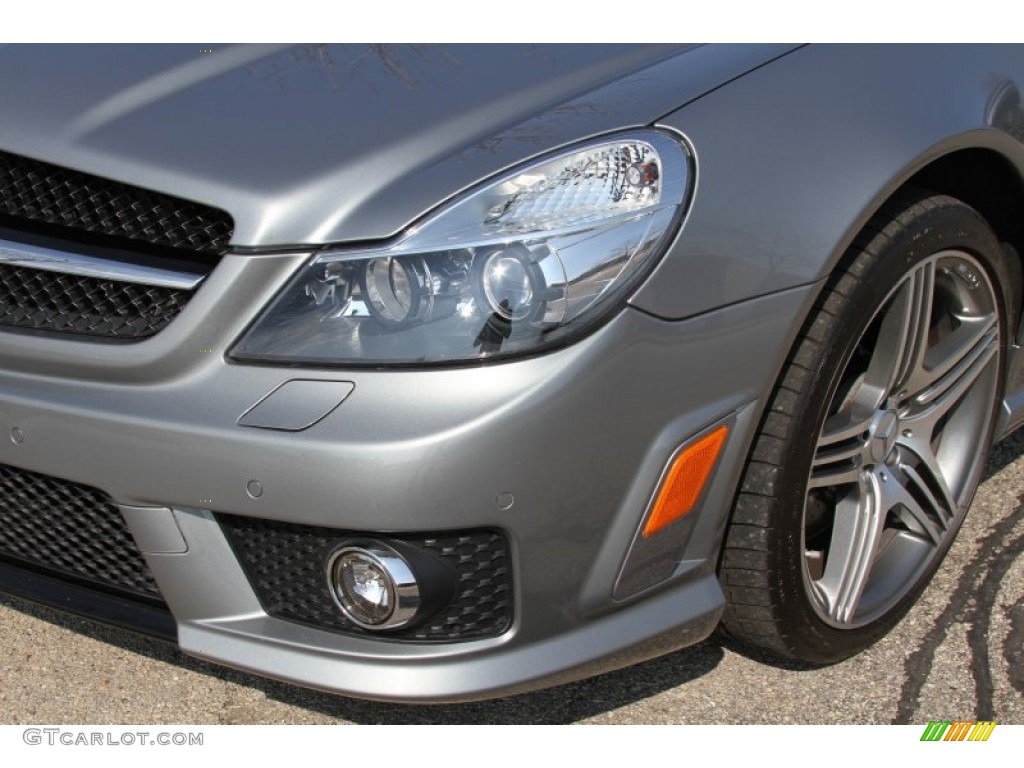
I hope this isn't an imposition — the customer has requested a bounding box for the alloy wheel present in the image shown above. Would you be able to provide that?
[802,250,1000,627]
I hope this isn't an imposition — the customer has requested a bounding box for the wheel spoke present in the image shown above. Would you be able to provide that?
[857,262,934,407]
[816,413,872,449]
[908,319,998,426]
[896,438,959,528]
[889,464,950,546]
[814,470,887,624]
[809,413,871,489]
[809,463,862,489]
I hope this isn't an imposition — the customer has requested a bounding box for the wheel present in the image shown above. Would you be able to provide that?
[719,190,1011,663]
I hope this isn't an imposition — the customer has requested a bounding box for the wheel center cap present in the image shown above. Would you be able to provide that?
[868,409,900,463]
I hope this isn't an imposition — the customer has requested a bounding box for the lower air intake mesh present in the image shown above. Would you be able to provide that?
[0,463,162,602]
[218,513,512,642]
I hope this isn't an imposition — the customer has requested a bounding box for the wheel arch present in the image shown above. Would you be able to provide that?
[636,45,1024,323]
[906,148,1024,337]
[820,138,1024,441]
[852,142,1024,341]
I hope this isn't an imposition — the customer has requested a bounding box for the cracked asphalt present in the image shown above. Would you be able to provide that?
[1,433,1022,725]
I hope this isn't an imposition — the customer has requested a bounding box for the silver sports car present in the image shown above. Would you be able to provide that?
[1,43,1023,701]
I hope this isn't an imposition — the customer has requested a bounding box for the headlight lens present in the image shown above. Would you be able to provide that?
[231,131,690,366]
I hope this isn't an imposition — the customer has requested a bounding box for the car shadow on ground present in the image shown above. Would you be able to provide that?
[4,431,1024,724]
[984,428,1024,479]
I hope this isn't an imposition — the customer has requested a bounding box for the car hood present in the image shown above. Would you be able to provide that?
[0,44,796,248]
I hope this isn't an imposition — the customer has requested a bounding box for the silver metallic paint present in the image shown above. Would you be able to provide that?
[634,44,1024,319]
[0,44,795,248]
[3,43,1024,701]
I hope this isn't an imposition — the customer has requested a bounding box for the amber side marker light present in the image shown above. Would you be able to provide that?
[643,425,729,538]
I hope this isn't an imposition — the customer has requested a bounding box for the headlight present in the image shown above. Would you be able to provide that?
[231,130,691,366]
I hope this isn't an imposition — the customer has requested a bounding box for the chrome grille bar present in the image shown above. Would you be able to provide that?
[0,237,205,290]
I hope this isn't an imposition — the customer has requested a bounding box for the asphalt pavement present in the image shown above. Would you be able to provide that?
[2,433,1022,725]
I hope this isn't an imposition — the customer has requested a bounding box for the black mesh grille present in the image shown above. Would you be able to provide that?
[0,463,162,602]
[219,514,512,642]
[0,262,190,338]
[0,149,233,339]
[0,149,233,255]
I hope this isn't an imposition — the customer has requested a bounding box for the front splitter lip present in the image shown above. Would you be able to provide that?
[0,559,177,641]
[177,571,723,703]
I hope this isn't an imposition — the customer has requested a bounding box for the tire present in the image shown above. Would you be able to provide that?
[719,190,1011,663]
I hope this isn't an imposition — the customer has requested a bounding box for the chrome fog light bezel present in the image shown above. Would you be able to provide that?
[327,541,421,630]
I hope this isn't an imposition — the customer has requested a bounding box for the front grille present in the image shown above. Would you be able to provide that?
[0,149,234,340]
[0,149,233,255]
[219,514,512,642]
[0,262,190,338]
[0,463,162,602]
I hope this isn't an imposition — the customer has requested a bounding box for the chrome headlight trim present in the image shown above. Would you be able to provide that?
[231,129,693,367]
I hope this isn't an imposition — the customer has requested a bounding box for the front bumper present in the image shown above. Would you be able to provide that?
[0,251,819,701]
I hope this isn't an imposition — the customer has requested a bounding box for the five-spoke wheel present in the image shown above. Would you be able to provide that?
[720,191,1010,662]
[803,251,1000,628]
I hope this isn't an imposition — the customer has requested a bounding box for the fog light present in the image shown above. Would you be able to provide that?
[328,542,420,629]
